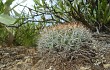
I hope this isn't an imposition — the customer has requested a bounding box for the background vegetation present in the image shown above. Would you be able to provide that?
[0,0,110,47]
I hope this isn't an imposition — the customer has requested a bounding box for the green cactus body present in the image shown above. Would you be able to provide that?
[38,22,96,52]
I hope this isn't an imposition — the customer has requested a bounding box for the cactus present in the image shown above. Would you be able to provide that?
[38,22,96,52]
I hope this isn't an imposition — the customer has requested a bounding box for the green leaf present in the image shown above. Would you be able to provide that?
[42,0,45,5]
[0,14,16,25]
[5,0,14,6]
[53,6,62,12]
[58,1,64,10]
[34,0,42,6]
[0,1,4,13]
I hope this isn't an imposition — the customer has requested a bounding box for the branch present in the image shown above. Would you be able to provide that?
[6,19,57,28]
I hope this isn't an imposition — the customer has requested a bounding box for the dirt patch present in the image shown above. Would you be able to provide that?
[32,47,110,70]
[0,46,41,70]
[0,45,110,70]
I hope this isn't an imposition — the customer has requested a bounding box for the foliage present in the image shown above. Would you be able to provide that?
[33,0,110,31]
[0,0,17,46]
[0,27,8,45]
[14,22,40,47]
[38,23,96,51]
[0,0,41,47]
[77,0,110,30]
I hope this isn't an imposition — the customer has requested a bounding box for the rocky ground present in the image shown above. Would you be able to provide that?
[0,33,110,70]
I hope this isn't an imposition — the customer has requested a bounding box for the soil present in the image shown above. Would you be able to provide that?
[0,33,110,70]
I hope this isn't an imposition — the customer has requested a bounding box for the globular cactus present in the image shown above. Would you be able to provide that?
[38,22,96,52]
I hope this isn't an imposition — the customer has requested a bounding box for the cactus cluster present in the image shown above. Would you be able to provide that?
[38,23,96,52]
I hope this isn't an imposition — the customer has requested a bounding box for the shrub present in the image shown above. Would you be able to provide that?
[0,27,8,46]
[38,23,96,52]
[14,23,40,47]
